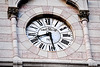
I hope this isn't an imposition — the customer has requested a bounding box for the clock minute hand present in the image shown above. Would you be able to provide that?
[48,32,55,50]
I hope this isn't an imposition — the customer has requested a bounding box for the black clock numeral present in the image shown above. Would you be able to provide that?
[63,34,70,37]
[30,26,38,29]
[61,39,69,45]
[36,20,43,26]
[39,43,45,49]
[28,33,36,36]
[31,37,38,44]
[60,26,67,31]
[49,45,55,51]
[54,21,59,27]
[57,44,63,49]
[45,18,50,25]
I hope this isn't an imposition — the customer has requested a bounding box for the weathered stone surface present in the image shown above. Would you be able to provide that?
[0,50,13,57]
[0,12,7,18]
[0,0,100,67]
[0,0,5,4]
[0,27,11,34]
[89,30,100,37]
[0,34,12,42]
[0,42,13,49]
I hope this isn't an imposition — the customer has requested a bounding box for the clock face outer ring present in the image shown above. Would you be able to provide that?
[18,13,83,58]
[26,14,74,52]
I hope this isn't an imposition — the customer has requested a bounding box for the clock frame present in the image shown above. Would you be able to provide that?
[18,12,83,58]
[26,14,74,51]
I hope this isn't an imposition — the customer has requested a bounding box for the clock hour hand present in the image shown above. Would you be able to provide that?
[48,32,55,50]
[37,32,49,38]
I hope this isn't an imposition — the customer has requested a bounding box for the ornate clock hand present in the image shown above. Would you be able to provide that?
[37,32,49,38]
[48,32,55,50]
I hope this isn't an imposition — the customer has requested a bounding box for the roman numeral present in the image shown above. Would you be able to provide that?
[57,44,63,49]
[28,33,36,36]
[60,26,67,31]
[45,18,50,25]
[36,20,43,26]
[61,39,69,45]
[39,43,45,49]
[49,45,55,51]
[63,34,70,37]
[31,37,38,44]
[54,21,59,27]
[30,26,38,29]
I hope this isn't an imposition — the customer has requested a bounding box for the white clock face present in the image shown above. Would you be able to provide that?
[26,17,73,51]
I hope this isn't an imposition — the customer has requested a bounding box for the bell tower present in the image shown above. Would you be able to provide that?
[0,0,100,67]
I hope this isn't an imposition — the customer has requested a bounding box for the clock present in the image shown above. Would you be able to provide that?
[26,15,73,51]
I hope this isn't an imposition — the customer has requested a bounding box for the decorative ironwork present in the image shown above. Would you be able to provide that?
[8,7,19,19]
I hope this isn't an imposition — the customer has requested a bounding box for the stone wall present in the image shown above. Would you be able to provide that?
[0,0,100,67]
[0,0,13,60]
[88,0,100,61]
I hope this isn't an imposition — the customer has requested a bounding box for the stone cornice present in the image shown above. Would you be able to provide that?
[8,7,19,19]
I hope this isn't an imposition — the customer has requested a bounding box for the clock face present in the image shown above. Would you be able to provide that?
[26,17,73,51]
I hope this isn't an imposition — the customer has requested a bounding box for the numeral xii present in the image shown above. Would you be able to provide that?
[36,20,43,26]
[45,18,50,25]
